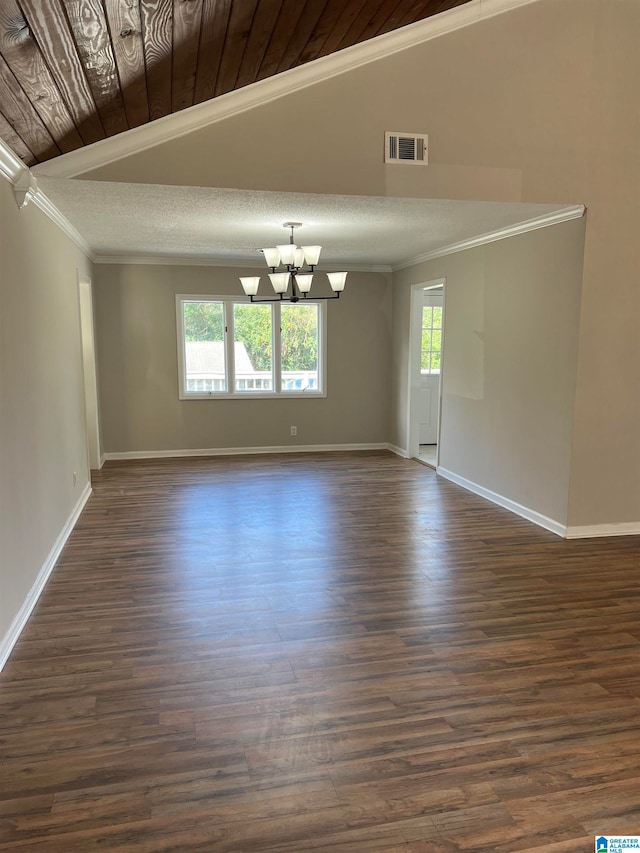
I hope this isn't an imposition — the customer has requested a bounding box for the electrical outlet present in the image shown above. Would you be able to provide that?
[290,426,297,436]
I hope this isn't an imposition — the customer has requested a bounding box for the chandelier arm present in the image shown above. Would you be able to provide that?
[247,294,285,303]
[246,292,340,303]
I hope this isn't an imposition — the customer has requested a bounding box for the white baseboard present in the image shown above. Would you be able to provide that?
[103,443,389,461]
[565,522,640,539]
[0,483,92,673]
[387,444,410,459]
[436,467,567,537]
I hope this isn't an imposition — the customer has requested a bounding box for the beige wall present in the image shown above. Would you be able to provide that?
[0,177,93,648]
[82,0,640,527]
[393,218,586,526]
[93,264,392,453]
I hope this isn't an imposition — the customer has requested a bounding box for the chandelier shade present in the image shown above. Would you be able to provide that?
[268,273,289,294]
[327,272,347,292]
[239,276,260,296]
[303,246,322,266]
[276,242,297,266]
[240,222,347,303]
[261,247,280,268]
[295,274,313,293]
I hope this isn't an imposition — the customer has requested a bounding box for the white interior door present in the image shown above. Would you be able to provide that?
[408,282,444,459]
[418,291,443,444]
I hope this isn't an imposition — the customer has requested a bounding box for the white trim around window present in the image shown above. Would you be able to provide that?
[176,295,327,400]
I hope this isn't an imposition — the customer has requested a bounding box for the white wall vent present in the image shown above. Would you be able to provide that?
[384,132,428,165]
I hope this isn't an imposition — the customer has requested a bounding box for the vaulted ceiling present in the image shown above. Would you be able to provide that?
[0,0,471,167]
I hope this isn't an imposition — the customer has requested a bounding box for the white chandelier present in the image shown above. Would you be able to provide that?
[240,222,347,303]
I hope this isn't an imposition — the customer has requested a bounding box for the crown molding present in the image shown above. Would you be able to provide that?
[31,188,94,259]
[92,255,264,267]
[1,136,93,258]
[0,137,28,183]
[93,253,391,273]
[393,204,586,271]
[13,170,39,208]
[32,0,541,180]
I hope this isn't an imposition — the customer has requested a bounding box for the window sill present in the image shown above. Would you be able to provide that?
[179,392,327,401]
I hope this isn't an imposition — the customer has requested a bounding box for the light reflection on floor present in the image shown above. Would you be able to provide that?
[166,455,458,641]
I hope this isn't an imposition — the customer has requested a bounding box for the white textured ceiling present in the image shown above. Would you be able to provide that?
[37,178,573,268]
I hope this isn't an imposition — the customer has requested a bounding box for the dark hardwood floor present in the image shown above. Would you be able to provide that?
[1,451,639,852]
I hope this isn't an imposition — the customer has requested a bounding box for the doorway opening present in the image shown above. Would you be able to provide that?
[407,279,445,468]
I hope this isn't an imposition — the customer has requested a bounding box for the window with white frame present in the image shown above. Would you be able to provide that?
[177,297,325,398]
[421,303,442,374]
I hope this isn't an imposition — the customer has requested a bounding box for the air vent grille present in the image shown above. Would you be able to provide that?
[385,132,428,165]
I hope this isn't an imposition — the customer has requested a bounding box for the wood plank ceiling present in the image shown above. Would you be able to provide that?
[0,0,471,167]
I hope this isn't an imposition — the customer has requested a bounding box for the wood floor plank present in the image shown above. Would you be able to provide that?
[0,451,638,851]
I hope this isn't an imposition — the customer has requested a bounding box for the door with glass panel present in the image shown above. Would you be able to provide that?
[419,292,443,445]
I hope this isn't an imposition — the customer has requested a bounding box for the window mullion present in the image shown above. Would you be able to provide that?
[273,302,282,394]
[225,301,235,394]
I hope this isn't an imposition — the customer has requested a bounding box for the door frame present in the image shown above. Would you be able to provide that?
[77,274,102,470]
[407,278,446,461]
